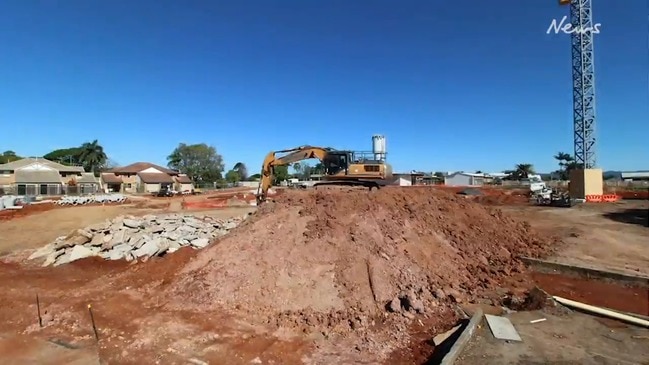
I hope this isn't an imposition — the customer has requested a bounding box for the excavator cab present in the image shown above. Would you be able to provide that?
[322,151,351,176]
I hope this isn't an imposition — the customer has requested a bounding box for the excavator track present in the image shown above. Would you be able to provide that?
[313,180,383,191]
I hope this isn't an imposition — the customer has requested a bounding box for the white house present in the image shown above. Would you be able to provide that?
[621,171,649,181]
[444,172,485,186]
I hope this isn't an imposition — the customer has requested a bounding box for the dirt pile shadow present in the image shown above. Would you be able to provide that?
[603,208,649,227]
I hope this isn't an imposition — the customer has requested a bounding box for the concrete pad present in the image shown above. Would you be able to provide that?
[485,314,522,342]
[457,310,649,365]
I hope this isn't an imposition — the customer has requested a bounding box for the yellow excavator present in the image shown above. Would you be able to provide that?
[256,146,393,203]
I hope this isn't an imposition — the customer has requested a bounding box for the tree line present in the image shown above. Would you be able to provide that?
[2,141,249,184]
[166,143,251,185]
[429,151,586,182]
[1,140,110,174]
[503,151,583,180]
[166,144,333,185]
[3,142,598,186]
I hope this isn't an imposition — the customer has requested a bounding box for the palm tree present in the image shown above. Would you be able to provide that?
[514,163,535,179]
[232,162,248,181]
[292,162,302,175]
[77,140,107,174]
[553,152,576,180]
[554,152,573,169]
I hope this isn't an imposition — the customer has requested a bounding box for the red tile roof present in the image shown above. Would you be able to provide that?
[105,162,178,175]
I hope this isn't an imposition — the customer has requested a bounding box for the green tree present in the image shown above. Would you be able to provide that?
[248,173,262,180]
[553,152,582,180]
[433,171,445,179]
[77,140,107,174]
[43,147,83,165]
[292,162,302,176]
[313,162,325,174]
[301,163,315,180]
[233,162,248,181]
[102,158,119,171]
[273,165,289,184]
[509,163,534,179]
[553,152,572,180]
[0,150,21,164]
[167,143,224,183]
[225,169,241,184]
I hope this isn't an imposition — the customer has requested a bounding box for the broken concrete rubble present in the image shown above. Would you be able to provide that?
[33,213,246,266]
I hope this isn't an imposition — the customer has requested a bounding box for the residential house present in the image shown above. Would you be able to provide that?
[391,171,425,186]
[444,172,485,186]
[174,174,194,192]
[0,158,100,195]
[621,171,649,181]
[391,175,413,186]
[102,162,193,193]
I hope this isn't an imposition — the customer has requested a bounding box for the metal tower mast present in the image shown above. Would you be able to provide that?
[565,0,597,168]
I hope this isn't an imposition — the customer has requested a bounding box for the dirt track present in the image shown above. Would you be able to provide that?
[0,187,647,364]
[501,200,649,276]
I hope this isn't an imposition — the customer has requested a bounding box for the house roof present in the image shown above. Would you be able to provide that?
[175,174,192,184]
[101,173,123,184]
[15,170,62,184]
[447,172,484,178]
[137,172,175,184]
[486,172,510,178]
[0,158,85,173]
[106,162,178,175]
[393,172,425,176]
[621,171,649,179]
[77,173,99,184]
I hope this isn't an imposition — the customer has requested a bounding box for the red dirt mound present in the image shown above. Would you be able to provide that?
[164,187,559,361]
[0,204,57,221]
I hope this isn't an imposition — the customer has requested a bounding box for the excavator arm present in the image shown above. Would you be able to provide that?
[256,146,330,203]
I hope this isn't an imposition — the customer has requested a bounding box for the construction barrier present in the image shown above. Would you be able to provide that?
[585,194,620,203]
[182,199,228,210]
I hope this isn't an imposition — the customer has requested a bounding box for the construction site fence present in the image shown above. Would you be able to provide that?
[0,184,100,196]
[193,182,258,191]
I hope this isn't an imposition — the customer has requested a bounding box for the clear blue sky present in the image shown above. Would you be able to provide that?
[0,0,647,174]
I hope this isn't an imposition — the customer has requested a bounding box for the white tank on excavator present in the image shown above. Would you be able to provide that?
[372,134,386,161]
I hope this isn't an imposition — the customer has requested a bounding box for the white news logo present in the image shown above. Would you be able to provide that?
[547,15,601,34]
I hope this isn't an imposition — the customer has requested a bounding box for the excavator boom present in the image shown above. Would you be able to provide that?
[256,145,392,203]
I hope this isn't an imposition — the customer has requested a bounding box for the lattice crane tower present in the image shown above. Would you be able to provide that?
[560,0,597,168]
[559,0,603,199]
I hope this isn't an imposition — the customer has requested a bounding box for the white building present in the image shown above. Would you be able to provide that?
[621,171,649,181]
[444,172,485,186]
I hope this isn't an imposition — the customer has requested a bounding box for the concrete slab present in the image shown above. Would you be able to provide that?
[457,310,649,365]
[484,314,522,342]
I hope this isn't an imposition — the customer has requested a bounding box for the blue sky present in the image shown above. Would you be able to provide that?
[0,0,647,174]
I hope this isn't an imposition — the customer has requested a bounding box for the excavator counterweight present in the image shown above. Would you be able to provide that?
[256,146,392,204]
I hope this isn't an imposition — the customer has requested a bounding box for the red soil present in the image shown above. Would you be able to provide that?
[533,272,649,316]
[0,204,57,221]
[164,187,559,362]
[0,187,561,364]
